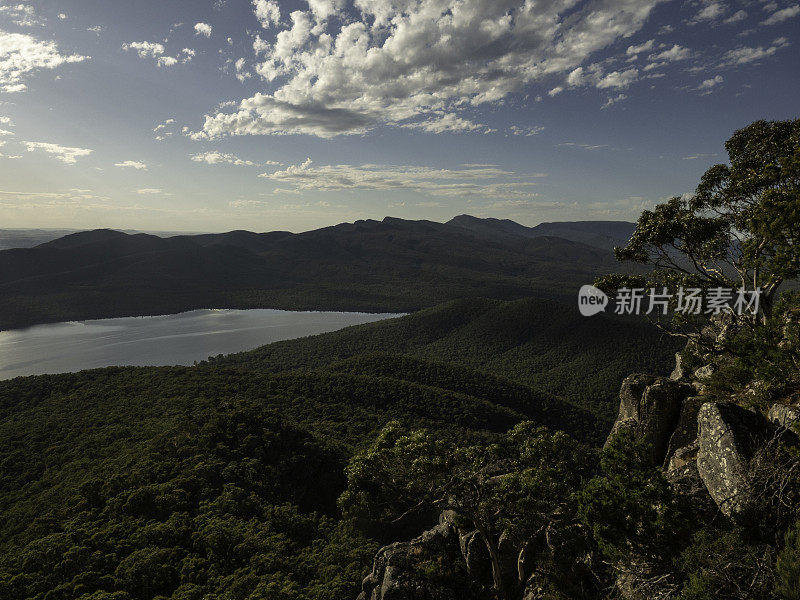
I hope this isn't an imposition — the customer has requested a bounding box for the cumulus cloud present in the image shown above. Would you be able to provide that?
[123,42,193,67]
[194,22,213,37]
[122,41,165,58]
[199,0,665,138]
[0,4,40,27]
[0,31,88,93]
[596,68,639,89]
[762,4,800,25]
[115,160,148,170]
[259,158,545,198]
[25,141,93,164]
[191,151,256,166]
[253,0,280,28]
[698,74,723,89]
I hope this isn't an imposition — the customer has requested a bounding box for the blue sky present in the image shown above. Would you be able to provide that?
[0,0,797,232]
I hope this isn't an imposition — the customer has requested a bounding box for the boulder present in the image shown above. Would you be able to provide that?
[606,374,693,465]
[696,402,772,517]
[357,511,467,600]
[768,403,800,430]
[662,397,704,469]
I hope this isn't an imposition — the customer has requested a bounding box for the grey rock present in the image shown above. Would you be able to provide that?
[663,397,704,469]
[768,403,800,429]
[696,402,772,517]
[606,374,693,465]
[666,441,698,472]
[670,353,688,381]
[357,511,465,600]
[693,364,715,382]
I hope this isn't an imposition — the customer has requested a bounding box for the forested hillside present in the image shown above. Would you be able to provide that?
[0,296,677,600]
[0,217,632,331]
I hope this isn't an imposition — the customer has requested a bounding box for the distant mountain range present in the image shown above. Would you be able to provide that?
[0,216,636,330]
[447,215,636,250]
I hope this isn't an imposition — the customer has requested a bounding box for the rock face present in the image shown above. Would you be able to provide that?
[696,402,773,517]
[768,403,800,429]
[606,374,694,465]
[663,397,705,469]
[357,512,467,600]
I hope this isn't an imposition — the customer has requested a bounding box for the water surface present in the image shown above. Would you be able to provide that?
[0,309,400,380]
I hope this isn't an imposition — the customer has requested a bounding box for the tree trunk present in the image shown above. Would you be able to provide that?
[475,522,509,600]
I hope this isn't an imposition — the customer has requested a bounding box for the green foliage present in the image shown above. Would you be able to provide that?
[599,118,800,325]
[578,431,694,564]
[339,421,595,599]
[679,528,776,600]
[702,291,800,409]
[776,520,800,600]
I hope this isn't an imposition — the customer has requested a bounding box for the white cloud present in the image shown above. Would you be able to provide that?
[154,118,176,140]
[722,37,790,64]
[692,2,727,23]
[25,141,93,164]
[762,4,800,25]
[0,31,88,93]
[123,41,192,67]
[200,0,665,138]
[557,142,609,150]
[401,113,490,134]
[0,4,40,27]
[87,25,104,35]
[601,93,627,108]
[651,44,692,61]
[122,41,165,59]
[724,10,748,23]
[136,188,164,195]
[194,22,213,38]
[626,39,655,56]
[259,158,545,198]
[253,0,281,28]
[58,13,67,20]
[115,160,148,170]
[596,68,639,89]
[508,125,545,136]
[698,74,723,90]
[191,151,256,166]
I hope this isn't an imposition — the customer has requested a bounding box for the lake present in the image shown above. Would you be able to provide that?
[0,309,401,380]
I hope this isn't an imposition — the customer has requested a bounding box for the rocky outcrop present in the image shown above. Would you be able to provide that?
[768,403,800,429]
[357,511,468,600]
[663,397,704,469]
[695,402,773,517]
[606,374,694,465]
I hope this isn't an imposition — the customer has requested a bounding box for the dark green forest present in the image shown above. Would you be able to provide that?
[0,297,678,600]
